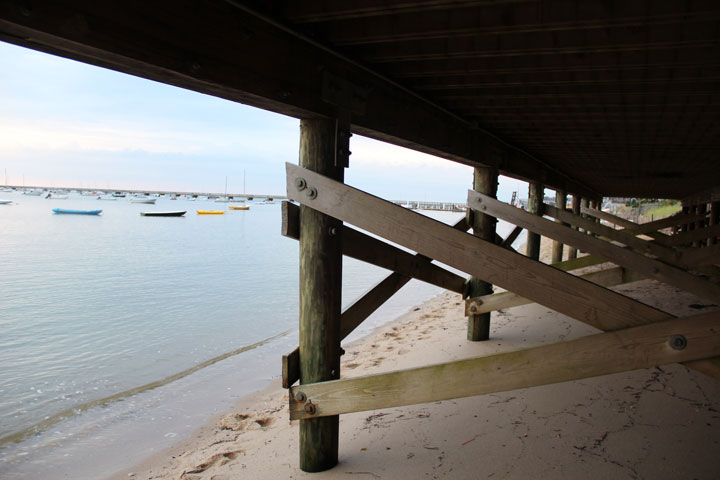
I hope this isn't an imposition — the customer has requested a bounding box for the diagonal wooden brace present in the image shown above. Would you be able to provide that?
[289,312,720,420]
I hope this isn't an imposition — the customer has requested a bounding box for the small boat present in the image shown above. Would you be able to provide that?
[130,198,157,204]
[46,193,69,199]
[140,211,186,217]
[229,205,250,210]
[196,210,225,215]
[0,199,12,205]
[52,208,102,215]
[97,196,117,201]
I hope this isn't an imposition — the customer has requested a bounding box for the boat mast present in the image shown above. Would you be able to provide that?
[243,169,246,194]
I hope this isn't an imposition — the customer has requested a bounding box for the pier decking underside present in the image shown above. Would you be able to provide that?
[2,0,719,472]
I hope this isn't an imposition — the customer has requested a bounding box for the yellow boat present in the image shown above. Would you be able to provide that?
[229,205,250,210]
[196,210,225,215]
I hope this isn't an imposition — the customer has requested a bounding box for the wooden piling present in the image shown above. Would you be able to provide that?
[298,118,344,472]
[551,190,567,263]
[568,195,581,259]
[466,166,498,341]
[526,182,543,260]
[711,201,720,245]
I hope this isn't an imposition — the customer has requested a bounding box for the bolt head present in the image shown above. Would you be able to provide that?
[307,187,317,200]
[669,335,687,350]
[470,305,478,313]
[295,178,307,191]
[294,391,306,403]
[304,403,317,415]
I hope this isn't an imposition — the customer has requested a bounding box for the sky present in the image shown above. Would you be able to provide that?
[0,41,527,203]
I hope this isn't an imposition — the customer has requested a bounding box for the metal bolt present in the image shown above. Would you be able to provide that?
[295,177,307,191]
[304,402,317,415]
[329,226,338,236]
[480,205,487,211]
[669,335,687,350]
[470,305,478,313]
[331,369,336,376]
[294,391,307,403]
[307,187,317,200]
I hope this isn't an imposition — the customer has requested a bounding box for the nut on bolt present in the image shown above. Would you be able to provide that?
[307,187,318,200]
[669,335,687,350]
[295,177,307,191]
[304,402,317,415]
[294,391,306,403]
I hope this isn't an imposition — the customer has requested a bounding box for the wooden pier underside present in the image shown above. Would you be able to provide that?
[2,0,719,473]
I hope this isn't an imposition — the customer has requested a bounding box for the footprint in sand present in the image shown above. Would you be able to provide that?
[181,450,244,476]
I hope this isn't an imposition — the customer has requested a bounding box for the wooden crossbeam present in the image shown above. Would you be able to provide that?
[661,224,720,247]
[285,164,720,384]
[286,163,672,331]
[282,211,470,388]
[679,243,720,267]
[501,226,523,248]
[620,211,706,236]
[281,201,466,294]
[465,267,644,316]
[468,191,720,303]
[543,204,681,263]
[551,254,607,271]
[289,312,720,420]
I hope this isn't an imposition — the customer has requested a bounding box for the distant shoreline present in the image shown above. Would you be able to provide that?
[1,186,287,200]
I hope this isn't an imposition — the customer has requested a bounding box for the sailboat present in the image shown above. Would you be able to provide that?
[215,176,230,202]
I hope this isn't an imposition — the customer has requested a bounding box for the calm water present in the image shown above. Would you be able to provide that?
[0,190,523,479]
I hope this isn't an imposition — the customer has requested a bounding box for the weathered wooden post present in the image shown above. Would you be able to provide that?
[711,201,719,245]
[298,117,346,472]
[466,166,498,341]
[551,189,567,263]
[695,203,707,247]
[526,181,544,260]
[568,194,581,259]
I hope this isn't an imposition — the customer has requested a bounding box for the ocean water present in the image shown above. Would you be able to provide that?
[0,190,524,479]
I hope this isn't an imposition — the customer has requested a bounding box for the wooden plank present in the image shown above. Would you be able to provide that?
[283,215,471,389]
[544,204,681,263]
[580,205,672,245]
[286,164,720,383]
[289,312,720,420]
[465,267,645,316]
[282,201,466,294]
[469,191,720,303]
[661,223,720,247]
[286,163,671,332]
[622,211,706,236]
[679,243,720,267]
[551,254,607,272]
[501,226,523,248]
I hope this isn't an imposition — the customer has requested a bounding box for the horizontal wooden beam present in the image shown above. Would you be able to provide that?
[622,211,706,236]
[282,201,466,294]
[465,266,644,316]
[0,1,597,198]
[469,191,720,303]
[679,243,720,268]
[289,312,720,419]
[542,204,681,264]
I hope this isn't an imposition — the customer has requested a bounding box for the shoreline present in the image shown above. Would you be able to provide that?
[110,267,720,479]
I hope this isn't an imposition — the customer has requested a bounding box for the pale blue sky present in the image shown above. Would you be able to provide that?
[0,41,526,202]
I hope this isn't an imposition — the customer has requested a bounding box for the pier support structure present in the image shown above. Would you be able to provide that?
[568,195,581,259]
[298,117,346,472]
[466,166,498,341]
[551,189,567,263]
[526,181,544,260]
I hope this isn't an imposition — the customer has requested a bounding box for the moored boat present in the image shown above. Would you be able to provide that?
[130,198,157,204]
[229,205,250,210]
[140,211,186,217]
[0,199,12,205]
[196,210,225,215]
[52,208,102,215]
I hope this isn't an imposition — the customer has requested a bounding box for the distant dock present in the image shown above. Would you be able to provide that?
[392,200,467,212]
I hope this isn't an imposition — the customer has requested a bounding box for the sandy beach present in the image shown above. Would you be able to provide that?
[110,242,720,480]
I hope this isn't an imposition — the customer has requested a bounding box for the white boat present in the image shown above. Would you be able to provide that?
[23,190,42,196]
[46,193,69,199]
[0,199,12,205]
[130,198,157,204]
